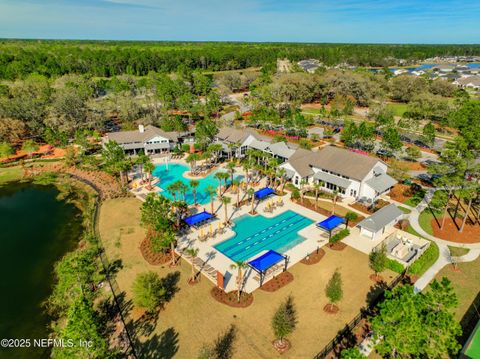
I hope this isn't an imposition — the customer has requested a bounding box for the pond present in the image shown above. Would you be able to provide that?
[0,182,83,359]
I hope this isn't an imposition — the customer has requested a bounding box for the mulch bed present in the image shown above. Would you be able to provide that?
[272,339,291,354]
[140,239,172,265]
[328,242,347,251]
[431,217,480,244]
[210,287,253,308]
[300,249,326,265]
[323,304,339,314]
[260,271,294,292]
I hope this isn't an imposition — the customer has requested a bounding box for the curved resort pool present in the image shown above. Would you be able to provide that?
[153,163,243,205]
[215,210,313,262]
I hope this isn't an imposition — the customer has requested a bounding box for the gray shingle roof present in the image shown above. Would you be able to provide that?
[365,174,397,194]
[357,204,403,232]
[268,142,296,159]
[105,125,179,144]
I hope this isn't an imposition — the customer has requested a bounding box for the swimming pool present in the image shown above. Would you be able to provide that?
[152,163,243,205]
[215,210,314,262]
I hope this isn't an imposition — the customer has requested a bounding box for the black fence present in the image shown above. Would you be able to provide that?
[313,272,406,359]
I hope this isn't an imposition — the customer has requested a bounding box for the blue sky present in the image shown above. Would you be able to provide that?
[0,0,479,43]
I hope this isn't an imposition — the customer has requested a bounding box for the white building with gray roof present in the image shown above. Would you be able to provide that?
[357,204,403,241]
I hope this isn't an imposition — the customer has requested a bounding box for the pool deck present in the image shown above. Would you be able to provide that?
[176,192,329,293]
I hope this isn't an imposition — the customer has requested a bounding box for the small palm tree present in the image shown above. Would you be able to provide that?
[226,162,236,185]
[189,179,200,206]
[247,188,255,214]
[144,160,155,188]
[214,172,224,197]
[232,179,241,207]
[185,247,200,283]
[222,196,232,224]
[206,185,216,214]
[332,190,339,215]
[300,179,307,204]
[313,181,323,211]
[230,261,248,302]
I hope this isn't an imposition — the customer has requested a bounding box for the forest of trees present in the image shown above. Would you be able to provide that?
[1,40,480,79]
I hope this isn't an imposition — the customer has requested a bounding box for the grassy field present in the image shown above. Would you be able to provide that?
[448,246,470,257]
[99,197,395,359]
[0,167,22,184]
[435,258,480,321]
[418,210,435,236]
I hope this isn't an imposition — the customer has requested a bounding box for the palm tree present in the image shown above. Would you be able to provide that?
[186,153,200,174]
[222,196,232,224]
[189,180,200,206]
[144,160,155,188]
[313,181,323,211]
[214,172,224,197]
[300,179,307,204]
[135,152,148,181]
[242,161,252,185]
[167,183,177,201]
[206,185,217,214]
[226,162,236,185]
[331,189,339,215]
[232,179,241,207]
[230,261,248,303]
[247,188,255,214]
[185,247,199,283]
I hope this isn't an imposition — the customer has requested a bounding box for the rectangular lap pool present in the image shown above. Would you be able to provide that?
[215,210,313,262]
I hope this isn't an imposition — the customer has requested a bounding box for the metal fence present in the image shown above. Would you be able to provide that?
[313,272,405,359]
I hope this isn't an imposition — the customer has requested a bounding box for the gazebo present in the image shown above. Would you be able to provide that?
[184,210,214,228]
[248,250,287,286]
[317,215,345,240]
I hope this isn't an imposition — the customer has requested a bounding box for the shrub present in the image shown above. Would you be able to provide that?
[132,271,166,313]
[386,258,405,274]
[408,243,439,276]
[330,228,350,243]
[290,189,300,200]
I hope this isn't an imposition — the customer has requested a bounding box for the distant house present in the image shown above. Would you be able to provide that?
[297,59,322,73]
[357,204,403,241]
[103,125,194,155]
[279,146,397,202]
[455,75,480,89]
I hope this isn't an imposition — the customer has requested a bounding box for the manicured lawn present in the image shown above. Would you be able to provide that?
[398,206,412,214]
[448,246,470,257]
[418,210,435,236]
[406,224,426,239]
[0,167,22,184]
[407,241,439,276]
[435,257,480,321]
[99,198,395,359]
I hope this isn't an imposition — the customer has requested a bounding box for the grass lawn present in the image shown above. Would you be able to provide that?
[418,210,435,236]
[435,257,480,321]
[99,198,395,359]
[448,246,470,257]
[398,206,412,214]
[0,167,22,184]
[386,102,409,117]
[407,241,439,276]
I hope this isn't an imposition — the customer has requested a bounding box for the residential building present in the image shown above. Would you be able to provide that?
[454,75,480,89]
[357,204,403,241]
[103,125,194,155]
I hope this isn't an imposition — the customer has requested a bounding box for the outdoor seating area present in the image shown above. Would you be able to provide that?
[184,210,215,227]
[263,197,284,213]
[248,250,287,286]
[380,231,430,265]
[196,222,225,242]
[316,215,346,239]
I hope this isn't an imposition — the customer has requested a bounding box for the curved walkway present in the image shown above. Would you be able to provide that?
[409,188,480,291]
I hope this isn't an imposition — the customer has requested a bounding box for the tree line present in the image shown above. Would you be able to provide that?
[1,40,480,79]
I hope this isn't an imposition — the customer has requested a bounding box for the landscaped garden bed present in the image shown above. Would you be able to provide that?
[260,271,294,292]
[140,238,172,265]
[210,287,253,308]
[300,249,326,265]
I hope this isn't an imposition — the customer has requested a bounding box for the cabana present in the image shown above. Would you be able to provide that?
[317,215,345,240]
[184,210,214,228]
[248,250,287,286]
[254,187,275,200]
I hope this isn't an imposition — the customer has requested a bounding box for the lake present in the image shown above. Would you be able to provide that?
[0,182,83,359]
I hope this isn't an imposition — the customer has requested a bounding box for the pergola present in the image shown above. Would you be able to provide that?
[248,250,287,286]
[316,215,345,240]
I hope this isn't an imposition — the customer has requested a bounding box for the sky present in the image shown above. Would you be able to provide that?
[0,0,479,43]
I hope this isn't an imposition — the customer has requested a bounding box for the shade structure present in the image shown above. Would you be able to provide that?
[248,250,284,272]
[184,210,214,227]
[254,187,275,200]
[317,215,345,231]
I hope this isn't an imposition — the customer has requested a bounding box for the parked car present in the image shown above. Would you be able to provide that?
[376,149,393,158]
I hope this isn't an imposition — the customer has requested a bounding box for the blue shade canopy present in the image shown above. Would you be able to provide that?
[184,210,214,226]
[248,250,284,272]
[254,187,275,199]
[317,215,345,231]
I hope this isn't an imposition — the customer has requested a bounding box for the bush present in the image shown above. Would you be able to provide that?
[330,229,350,243]
[408,242,439,276]
[385,258,405,274]
[290,189,300,200]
